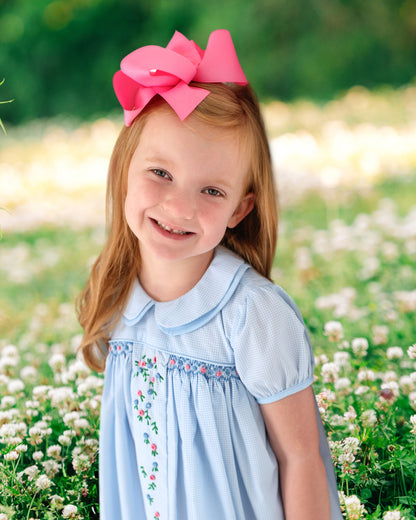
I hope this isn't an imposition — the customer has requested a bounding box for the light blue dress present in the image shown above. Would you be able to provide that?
[99,246,342,519]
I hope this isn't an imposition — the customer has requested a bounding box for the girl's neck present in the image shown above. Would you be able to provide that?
[138,251,214,302]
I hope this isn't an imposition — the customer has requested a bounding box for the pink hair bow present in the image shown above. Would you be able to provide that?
[113,29,248,126]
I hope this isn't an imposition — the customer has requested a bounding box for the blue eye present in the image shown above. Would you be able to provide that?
[204,188,223,197]
[152,169,170,179]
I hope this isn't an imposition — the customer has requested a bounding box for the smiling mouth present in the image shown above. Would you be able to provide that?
[152,219,193,235]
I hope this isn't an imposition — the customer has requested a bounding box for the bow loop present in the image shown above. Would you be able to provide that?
[113,29,248,126]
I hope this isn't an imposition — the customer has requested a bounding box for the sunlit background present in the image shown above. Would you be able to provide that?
[1,2,416,519]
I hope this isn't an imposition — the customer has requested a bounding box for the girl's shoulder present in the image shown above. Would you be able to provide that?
[229,266,305,327]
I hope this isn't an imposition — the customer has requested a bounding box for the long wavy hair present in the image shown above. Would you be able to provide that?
[77,82,278,371]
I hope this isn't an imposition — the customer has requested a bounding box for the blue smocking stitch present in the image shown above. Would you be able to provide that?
[168,355,239,381]
[108,341,133,355]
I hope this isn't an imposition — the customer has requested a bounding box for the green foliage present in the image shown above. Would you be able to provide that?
[0,78,13,134]
[1,0,416,123]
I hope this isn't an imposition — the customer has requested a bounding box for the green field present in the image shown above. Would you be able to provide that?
[1,94,416,518]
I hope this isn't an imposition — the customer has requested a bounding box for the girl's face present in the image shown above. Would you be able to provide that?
[125,106,254,273]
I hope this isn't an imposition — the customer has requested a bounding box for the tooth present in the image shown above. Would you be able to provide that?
[157,221,187,235]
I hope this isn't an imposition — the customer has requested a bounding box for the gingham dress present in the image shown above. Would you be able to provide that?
[99,246,342,519]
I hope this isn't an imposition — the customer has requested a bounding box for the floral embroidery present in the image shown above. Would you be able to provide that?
[108,341,133,355]
[133,351,164,519]
[167,355,239,381]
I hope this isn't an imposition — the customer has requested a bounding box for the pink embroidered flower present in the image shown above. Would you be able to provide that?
[151,377,155,383]
[185,364,190,370]
[117,345,121,351]
[154,513,160,519]
[200,366,206,374]
[150,474,156,481]
[141,360,147,367]
[170,358,176,365]
[139,410,145,417]
[151,444,157,451]
[216,371,222,377]
[138,390,143,396]
[153,356,157,363]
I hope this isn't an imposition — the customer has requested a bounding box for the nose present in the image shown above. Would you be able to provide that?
[161,189,196,220]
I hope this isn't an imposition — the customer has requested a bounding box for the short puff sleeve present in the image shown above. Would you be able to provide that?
[230,283,315,404]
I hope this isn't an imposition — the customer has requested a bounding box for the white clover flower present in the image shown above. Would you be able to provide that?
[7,379,24,393]
[42,459,60,478]
[343,437,360,452]
[409,391,416,410]
[394,290,416,312]
[15,443,28,453]
[407,344,416,360]
[0,374,10,385]
[74,418,89,431]
[386,346,404,360]
[48,353,66,372]
[334,351,351,368]
[361,409,377,428]
[351,338,369,357]
[59,434,72,446]
[1,344,18,358]
[410,415,416,435]
[342,493,366,519]
[33,451,44,461]
[399,375,414,394]
[321,362,340,383]
[20,365,37,381]
[65,359,90,381]
[354,385,370,396]
[315,354,329,366]
[324,321,344,342]
[4,450,19,461]
[48,386,75,407]
[72,453,90,473]
[1,395,16,408]
[344,407,357,422]
[0,513,8,520]
[383,511,405,520]
[63,411,81,426]
[28,426,44,445]
[335,377,352,393]
[372,325,389,345]
[32,385,52,400]
[383,370,398,382]
[357,368,375,382]
[47,445,62,460]
[35,474,52,490]
[50,494,64,509]
[331,414,345,426]
[62,504,78,518]
[381,241,399,260]
[338,451,355,465]
[24,465,40,481]
[80,397,99,411]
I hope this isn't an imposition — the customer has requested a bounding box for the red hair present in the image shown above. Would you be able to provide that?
[77,83,278,371]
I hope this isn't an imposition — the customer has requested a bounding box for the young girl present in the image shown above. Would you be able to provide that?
[78,29,342,519]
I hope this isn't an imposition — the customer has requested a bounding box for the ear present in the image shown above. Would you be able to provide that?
[227,193,256,229]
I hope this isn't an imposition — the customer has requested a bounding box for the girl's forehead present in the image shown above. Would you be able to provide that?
[139,105,243,149]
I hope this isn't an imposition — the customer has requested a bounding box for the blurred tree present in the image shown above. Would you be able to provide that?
[0,0,415,124]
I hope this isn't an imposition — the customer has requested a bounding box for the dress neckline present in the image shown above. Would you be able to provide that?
[122,246,249,335]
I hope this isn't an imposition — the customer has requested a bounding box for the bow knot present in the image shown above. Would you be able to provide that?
[113,30,247,126]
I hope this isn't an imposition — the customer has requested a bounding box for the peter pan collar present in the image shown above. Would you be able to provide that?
[122,246,249,335]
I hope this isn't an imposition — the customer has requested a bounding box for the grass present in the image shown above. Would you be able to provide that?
[1,87,416,518]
